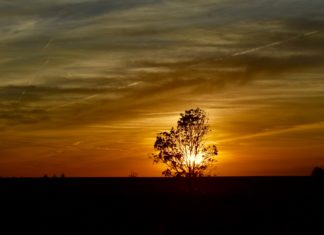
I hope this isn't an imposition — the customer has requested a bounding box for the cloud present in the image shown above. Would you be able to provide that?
[219,121,324,144]
[1,0,324,175]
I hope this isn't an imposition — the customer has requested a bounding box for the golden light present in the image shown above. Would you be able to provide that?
[186,151,204,166]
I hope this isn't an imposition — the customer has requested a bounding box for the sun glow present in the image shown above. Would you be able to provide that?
[187,152,204,166]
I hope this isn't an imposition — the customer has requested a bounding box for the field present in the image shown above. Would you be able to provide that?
[1,177,323,234]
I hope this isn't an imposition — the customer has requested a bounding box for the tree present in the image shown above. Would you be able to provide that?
[311,166,324,177]
[151,108,218,177]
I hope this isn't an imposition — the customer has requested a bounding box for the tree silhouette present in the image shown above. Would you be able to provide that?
[311,166,324,177]
[152,108,218,177]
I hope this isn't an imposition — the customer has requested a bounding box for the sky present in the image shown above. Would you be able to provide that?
[0,0,324,176]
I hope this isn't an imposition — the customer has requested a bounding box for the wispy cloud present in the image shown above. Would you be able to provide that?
[1,0,324,176]
[219,121,324,144]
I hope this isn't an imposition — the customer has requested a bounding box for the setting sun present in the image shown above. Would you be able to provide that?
[187,152,204,166]
[152,108,217,177]
[0,0,323,177]
[1,1,324,234]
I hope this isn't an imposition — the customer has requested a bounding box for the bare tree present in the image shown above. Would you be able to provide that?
[152,108,218,177]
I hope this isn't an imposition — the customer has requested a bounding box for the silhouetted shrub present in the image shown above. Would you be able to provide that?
[129,171,138,177]
[311,167,324,177]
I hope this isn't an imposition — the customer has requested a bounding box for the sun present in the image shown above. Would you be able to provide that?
[186,151,204,166]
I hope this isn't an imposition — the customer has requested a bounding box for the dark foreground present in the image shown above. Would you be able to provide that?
[0,177,323,235]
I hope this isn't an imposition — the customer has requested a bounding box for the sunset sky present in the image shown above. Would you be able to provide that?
[1,0,324,176]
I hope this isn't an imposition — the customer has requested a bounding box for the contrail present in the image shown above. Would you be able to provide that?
[232,31,319,57]
[17,5,70,104]
[40,139,126,159]
[232,41,282,57]
[218,121,324,144]
[188,30,319,69]
[17,38,54,103]
[43,38,54,49]
[303,31,318,37]
[46,94,99,111]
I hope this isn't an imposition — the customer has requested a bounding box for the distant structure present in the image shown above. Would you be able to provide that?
[311,167,324,177]
[43,174,65,178]
[129,171,138,177]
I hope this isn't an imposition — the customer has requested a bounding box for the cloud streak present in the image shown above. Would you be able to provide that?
[1,0,324,176]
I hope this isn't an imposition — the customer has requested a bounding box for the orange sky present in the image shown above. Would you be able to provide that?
[1,0,324,176]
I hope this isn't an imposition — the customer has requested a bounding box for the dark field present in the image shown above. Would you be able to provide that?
[0,177,323,235]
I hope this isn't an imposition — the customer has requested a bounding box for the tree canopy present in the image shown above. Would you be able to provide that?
[152,108,218,177]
